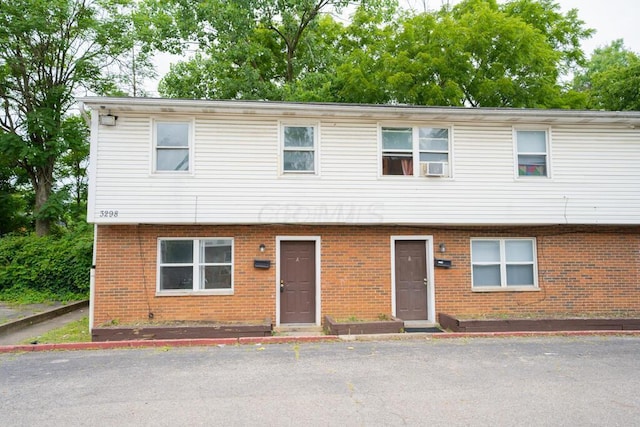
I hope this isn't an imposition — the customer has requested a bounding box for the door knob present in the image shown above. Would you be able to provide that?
[423,277,428,287]
[280,280,285,292]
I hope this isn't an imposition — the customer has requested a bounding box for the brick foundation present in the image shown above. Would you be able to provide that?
[92,224,640,326]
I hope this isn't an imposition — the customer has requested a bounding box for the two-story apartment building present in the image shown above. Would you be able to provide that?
[82,97,640,330]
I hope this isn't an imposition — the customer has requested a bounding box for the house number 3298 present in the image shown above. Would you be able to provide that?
[99,210,119,218]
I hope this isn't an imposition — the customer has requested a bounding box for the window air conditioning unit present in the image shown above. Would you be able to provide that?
[421,162,447,177]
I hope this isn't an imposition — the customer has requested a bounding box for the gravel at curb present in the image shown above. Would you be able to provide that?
[1,329,639,353]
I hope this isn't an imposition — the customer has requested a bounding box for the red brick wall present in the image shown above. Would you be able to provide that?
[433,226,640,318]
[93,224,640,326]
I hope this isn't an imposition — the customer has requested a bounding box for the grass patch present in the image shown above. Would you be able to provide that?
[0,286,87,305]
[23,316,90,344]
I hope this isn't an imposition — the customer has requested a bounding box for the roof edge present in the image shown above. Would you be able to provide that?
[78,97,640,125]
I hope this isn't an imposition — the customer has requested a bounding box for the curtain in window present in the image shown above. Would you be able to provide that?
[401,159,413,175]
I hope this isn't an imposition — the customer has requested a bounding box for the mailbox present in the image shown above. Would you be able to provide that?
[434,258,452,268]
[254,259,271,269]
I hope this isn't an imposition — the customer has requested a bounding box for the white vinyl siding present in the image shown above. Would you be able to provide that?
[158,238,233,295]
[87,106,640,226]
[471,238,538,290]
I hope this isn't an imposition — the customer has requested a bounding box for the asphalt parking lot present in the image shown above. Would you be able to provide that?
[1,335,639,426]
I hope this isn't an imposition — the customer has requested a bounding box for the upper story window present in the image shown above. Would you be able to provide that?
[419,128,450,177]
[471,238,538,290]
[382,127,413,175]
[155,121,190,172]
[515,129,549,177]
[381,126,450,177]
[158,238,233,294]
[282,125,316,173]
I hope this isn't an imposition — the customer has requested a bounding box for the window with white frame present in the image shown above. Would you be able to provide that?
[381,126,450,176]
[516,130,548,177]
[158,239,233,292]
[419,128,450,176]
[282,125,316,173]
[382,127,413,175]
[155,122,190,172]
[471,238,537,289]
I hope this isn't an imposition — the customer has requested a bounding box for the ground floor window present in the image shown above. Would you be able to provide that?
[471,238,537,290]
[158,238,233,293]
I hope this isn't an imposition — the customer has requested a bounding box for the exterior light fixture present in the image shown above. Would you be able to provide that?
[439,243,446,253]
[259,244,266,253]
[99,114,117,126]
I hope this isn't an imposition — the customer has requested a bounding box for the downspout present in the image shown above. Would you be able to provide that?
[89,224,97,331]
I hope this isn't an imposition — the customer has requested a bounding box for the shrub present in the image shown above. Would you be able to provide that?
[0,227,92,303]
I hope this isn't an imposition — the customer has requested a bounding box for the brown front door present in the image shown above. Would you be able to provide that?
[395,240,428,320]
[280,241,316,324]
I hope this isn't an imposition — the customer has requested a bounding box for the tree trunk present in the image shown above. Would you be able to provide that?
[34,169,53,237]
[286,48,294,82]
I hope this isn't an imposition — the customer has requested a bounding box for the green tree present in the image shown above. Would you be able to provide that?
[147,0,592,108]
[501,0,593,75]
[55,116,90,227]
[0,168,28,236]
[574,40,640,111]
[445,0,562,107]
[0,0,137,236]
[110,42,158,98]
[337,0,592,107]
[140,0,363,100]
[326,5,399,104]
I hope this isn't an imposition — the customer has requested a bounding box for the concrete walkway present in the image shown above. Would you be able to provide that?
[0,301,88,346]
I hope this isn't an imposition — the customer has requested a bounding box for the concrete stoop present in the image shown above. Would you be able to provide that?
[274,324,324,337]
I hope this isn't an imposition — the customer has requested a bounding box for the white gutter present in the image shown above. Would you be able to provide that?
[79,97,640,126]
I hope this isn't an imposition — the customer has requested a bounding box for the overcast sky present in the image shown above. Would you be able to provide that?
[554,0,640,53]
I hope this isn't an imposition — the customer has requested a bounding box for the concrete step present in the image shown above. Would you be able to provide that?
[274,324,324,336]
[403,320,439,328]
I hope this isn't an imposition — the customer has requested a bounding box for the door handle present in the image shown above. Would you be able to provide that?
[423,277,428,287]
[280,279,285,293]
